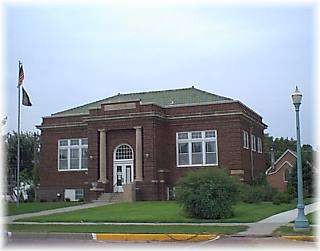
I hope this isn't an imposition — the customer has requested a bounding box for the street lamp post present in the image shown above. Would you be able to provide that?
[291,86,309,231]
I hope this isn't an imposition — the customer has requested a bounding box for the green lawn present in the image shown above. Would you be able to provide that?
[16,200,308,223]
[306,211,318,225]
[6,202,82,216]
[273,225,315,236]
[6,224,247,234]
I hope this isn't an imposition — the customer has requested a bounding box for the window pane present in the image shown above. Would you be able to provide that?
[206,141,216,153]
[70,139,79,146]
[81,138,88,145]
[191,132,202,139]
[59,149,68,159]
[206,153,217,164]
[178,132,188,140]
[75,189,84,200]
[81,148,88,169]
[192,142,202,164]
[70,148,79,158]
[192,153,202,164]
[59,149,68,170]
[205,131,215,138]
[59,140,68,146]
[179,154,189,165]
[115,145,133,160]
[59,159,68,170]
[70,149,79,169]
[178,143,188,154]
[192,142,202,153]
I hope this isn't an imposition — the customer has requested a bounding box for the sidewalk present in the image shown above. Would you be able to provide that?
[6,202,111,223]
[239,202,320,235]
[6,202,319,237]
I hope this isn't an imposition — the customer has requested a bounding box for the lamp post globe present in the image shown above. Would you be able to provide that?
[291,86,309,230]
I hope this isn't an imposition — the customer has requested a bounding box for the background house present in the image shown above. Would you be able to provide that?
[265,149,296,192]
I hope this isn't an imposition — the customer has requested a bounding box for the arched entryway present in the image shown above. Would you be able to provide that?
[113,144,134,192]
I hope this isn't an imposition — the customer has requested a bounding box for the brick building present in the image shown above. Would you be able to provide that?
[36,87,267,202]
[266,149,296,192]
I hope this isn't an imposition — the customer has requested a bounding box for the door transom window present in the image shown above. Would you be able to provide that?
[115,144,133,160]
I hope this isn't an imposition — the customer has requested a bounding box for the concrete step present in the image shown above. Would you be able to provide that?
[94,192,124,203]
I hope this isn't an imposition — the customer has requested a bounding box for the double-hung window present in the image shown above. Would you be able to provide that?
[58,138,88,171]
[251,135,256,152]
[176,130,218,167]
[257,137,262,153]
[243,131,249,149]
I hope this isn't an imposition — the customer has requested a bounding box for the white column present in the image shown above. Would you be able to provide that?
[134,126,143,181]
[98,129,107,183]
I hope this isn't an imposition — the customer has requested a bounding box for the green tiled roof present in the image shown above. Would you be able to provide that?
[52,87,232,116]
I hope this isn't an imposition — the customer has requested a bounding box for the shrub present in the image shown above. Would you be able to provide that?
[272,192,292,205]
[175,168,241,219]
[242,185,264,204]
[260,184,277,202]
[26,187,35,202]
[65,198,71,202]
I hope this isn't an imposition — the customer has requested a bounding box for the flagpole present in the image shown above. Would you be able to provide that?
[16,61,21,208]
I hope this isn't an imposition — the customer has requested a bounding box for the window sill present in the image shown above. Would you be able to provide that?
[177,164,218,168]
[58,169,88,172]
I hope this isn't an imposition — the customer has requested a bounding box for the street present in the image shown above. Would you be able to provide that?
[4,234,318,249]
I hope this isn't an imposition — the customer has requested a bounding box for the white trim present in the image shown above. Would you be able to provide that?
[265,149,297,175]
[251,134,256,152]
[58,138,88,171]
[176,130,218,167]
[113,144,134,192]
[267,161,294,176]
[257,137,262,153]
[243,130,249,149]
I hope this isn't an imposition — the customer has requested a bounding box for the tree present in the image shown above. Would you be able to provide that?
[263,134,296,168]
[5,131,40,187]
[287,144,315,197]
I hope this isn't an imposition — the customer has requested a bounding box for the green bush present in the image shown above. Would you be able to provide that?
[272,192,292,205]
[175,168,241,219]
[242,185,264,204]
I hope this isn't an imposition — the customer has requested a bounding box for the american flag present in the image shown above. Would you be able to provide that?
[18,63,24,86]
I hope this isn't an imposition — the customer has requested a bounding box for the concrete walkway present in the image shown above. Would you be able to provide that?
[6,201,319,236]
[239,202,320,235]
[6,202,112,223]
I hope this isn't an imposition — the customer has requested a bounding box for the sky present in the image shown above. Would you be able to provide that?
[2,2,316,147]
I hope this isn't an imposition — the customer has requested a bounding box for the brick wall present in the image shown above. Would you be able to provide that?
[38,100,267,201]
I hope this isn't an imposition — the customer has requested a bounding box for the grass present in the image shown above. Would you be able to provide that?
[306,211,318,225]
[16,200,309,223]
[273,225,315,236]
[6,224,247,234]
[6,202,82,216]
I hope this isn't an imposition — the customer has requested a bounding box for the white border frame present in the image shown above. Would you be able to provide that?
[57,138,88,172]
[113,143,134,192]
[176,130,219,167]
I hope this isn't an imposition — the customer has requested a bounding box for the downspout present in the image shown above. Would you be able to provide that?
[250,127,254,181]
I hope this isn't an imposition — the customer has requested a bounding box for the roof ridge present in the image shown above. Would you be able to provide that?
[115,86,195,97]
[52,86,232,116]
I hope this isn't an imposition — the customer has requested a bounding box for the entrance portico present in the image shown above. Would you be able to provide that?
[97,126,143,192]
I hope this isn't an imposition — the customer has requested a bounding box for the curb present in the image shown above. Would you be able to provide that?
[281,235,317,242]
[92,233,218,242]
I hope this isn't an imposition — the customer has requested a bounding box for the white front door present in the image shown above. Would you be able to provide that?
[113,162,133,192]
